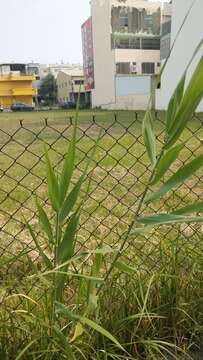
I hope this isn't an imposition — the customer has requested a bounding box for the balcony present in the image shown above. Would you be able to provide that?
[11,88,36,96]
[0,74,35,82]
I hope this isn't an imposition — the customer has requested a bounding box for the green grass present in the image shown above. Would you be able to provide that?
[0,110,203,359]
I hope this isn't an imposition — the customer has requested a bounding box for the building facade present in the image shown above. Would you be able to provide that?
[0,64,36,108]
[160,2,172,60]
[56,69,86,105]
[40,64,83,79]
[156,0,203,112]
[82,0,167,110]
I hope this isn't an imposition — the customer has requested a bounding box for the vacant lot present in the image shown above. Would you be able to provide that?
[0,109,203,268]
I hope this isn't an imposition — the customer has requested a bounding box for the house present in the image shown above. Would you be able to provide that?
[56,69,87,105]
[0,63,36,108]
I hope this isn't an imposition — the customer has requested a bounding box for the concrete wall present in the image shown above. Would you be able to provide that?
[115,49,160,74]
[116,75,151,96]
[91,0,115,108]
[156,0,203,112]
[102,75,153,110]
[57,72,71,103]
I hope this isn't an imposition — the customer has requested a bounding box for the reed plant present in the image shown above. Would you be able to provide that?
[0,45,203,360]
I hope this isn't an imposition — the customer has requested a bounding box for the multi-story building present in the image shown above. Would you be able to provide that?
[27,63,41,80]
[40,63,83,79]
[0,63,36,108]
[82,0,171,110]
[56,69,87,105]
[160,2,172,61]
[156,0,203,112]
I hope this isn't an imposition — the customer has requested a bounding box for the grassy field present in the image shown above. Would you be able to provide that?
[0,109,203,258]
[0,110,203,359]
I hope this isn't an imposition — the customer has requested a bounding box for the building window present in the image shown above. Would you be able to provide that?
[74,80,84,85]
[141,38,160,50]
[131,62,137,73]
[119,38,130,48]
[160,36,171,60]
[142,63,155,74]
[119,9,128,31]
[162,20,171,37]
[111,6,161,35]
[112,35,140,49]
[116,62,130,75]
[112,35,160,50]
[157,62,161,67]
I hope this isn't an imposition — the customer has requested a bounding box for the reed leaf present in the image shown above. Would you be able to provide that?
[55,302,125,352]
[35,196,54,246]
[144,153,203,204]
[166,57,203,148]
[166,74,186,134]
[58,212,80,264]
[150,142,184,186]
[44,147,60,211]
[142,111,156,167]
[173,201,203,215]
[24,218,52,269]
[59,97,80,205]
[136,213,203,226]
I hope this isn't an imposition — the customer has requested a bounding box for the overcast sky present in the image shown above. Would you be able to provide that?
[0,0,170,65]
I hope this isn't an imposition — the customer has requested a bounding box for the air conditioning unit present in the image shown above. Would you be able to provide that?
[131,62,137,73]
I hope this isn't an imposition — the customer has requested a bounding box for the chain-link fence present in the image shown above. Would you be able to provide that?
[0,111,203,295]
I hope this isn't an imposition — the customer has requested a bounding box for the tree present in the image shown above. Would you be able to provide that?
[38,74,57,105]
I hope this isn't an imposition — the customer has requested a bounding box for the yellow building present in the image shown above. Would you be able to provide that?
[0,64,36,108]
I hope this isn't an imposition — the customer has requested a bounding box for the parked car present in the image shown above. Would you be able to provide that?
[0,106,3,112]
[11,103,34,112]
[59,101,76,110]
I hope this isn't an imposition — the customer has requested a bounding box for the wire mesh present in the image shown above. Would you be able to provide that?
[0,111,203,296]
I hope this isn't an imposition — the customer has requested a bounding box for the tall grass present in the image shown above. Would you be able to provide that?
[0,55,203,360]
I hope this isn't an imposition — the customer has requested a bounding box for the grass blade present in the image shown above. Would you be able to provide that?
[35,196,54,246]
[59,132,101,224]
[166,57,203,148]
[58,212,80,264]
[15,339,39,360]
[173,201,203,215]
[59,103,79,205]
[79,316,125,352]
[87,248,103,313]
[136,213,203,226]
[24,218,52,269]
[166,74,186,134]
[59,176,83,224]
[69,322,84,343]
[142,111,156,167]
[55,302,125,352]
[150,143,184,185]
[144,154,203,204]
[115,261,137,275]
[56,212,80,300]
[44,146,60,211]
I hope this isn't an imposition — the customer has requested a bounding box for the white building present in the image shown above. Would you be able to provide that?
[82,0,170,110]
[156,0,203,112]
